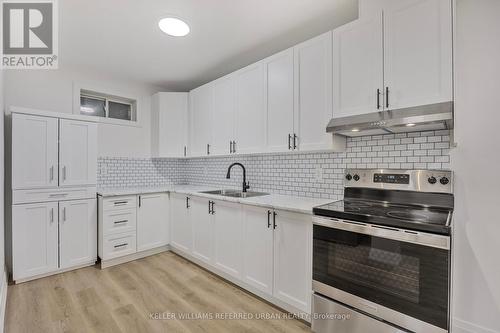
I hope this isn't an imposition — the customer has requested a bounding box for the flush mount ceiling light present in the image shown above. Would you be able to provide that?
[158,17,190,37]
[406,123,416,127]
[351,128,360,132]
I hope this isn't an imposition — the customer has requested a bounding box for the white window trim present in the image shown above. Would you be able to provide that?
[73,81,142,128]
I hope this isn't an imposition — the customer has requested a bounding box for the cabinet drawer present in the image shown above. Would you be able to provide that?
[102,196,137,211]
[13,186,96,205]
[102,209,136,236]
[102,232,137,260]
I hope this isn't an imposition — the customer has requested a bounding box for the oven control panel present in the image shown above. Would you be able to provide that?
[345,169,453,193]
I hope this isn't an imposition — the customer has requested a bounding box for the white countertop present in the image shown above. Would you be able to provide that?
[97,185,334,215]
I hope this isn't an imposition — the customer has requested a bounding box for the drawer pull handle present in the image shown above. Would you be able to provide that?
[113,201,128,205]
[114,220,128,224]
[114,243,128,249]
[49,193,68,197]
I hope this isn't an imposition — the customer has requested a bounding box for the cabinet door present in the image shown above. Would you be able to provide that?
[383,0,453,109]
[235,63,266,154]
[154,92,188,158]
[137,193,169,251]
[12,114,58,189]
[211,75,236,155]
[170,194,192,253]
[191,197,213,264]
[273,210,312,313]
[294,31,333,151]
[59,119,97,186]
[333,14,384,117]
[213,200,242,278]
[242,205,274,295]
[265,49,295,152]
[59,199,97,268]
[189,85,213,157]
[12,202,59,280]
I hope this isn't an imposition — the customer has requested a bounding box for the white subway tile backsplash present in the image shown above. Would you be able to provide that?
[98,130,451,200]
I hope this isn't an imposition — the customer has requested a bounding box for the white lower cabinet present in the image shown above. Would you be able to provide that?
[191,196,214,264]
[213,200,243,278]
[242,205,274,295]
[59,199,97,269]
[171,198,313,314]
[98,193,169,266]
[137,193,169,252]
[170,194,192,253]
[12,202,59,280]
[272,209,312,313]
[12,198,97,281]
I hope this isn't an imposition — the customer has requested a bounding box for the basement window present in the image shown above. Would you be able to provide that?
[80,89,137,122]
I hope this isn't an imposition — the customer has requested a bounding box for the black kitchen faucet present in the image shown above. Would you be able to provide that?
[226,162,250,192]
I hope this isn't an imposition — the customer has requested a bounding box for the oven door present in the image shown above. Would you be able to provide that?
[312,216,450,333]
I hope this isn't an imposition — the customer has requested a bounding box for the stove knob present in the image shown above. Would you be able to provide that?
[346,174,352,181]
[353,174,360,181]
[440,177,449,185]
[428,176,437,184]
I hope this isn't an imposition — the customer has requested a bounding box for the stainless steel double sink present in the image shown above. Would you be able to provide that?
[199,189,269,198]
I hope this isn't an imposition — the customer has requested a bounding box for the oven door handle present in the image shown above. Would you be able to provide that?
[312,216,450,250]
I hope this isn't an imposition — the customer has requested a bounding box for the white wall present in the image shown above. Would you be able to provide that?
[3,66,163,158]
[452,1,500,332]
[0,66,6,326]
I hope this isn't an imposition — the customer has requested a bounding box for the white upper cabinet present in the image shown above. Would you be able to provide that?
[190,84,213,157]
[383,0,453,109]
[151,92,189,158]
[212,200,243,278]
[294,31,334,151]
[12,202,59,280]
[137,193,169,252]
[333,13,384,118]
[59,199,97,269]
[59,119,97,186]
[211,75,236,155]
[235,63,267,154]
[264,49,295,153]
[334,0,453,117]
[12,114,59,189]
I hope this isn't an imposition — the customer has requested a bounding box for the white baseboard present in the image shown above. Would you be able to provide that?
[453,317,499,333]
[0,268,8,333]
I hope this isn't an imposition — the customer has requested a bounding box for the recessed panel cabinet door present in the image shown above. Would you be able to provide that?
[211,75,236,155]
[333,13,384,117]
[12,202,59,280]
[242,205,273,295]
[191,197,213,264]
[59,119,97,186]
[170,194,192,253]
[383,0,453,109]
[213,200,243,278]
[12,114,58,189]
[59,199,97,268]
[235,63,266,154]
[190,85,213,157]
[294,31,333,151]
[137,193,169,251]
[273,210,312,313]
[265,49,295,152]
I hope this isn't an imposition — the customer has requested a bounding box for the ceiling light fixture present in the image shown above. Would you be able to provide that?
[158,17,190,37]
[351,129,360,132]
[406,123,416,127]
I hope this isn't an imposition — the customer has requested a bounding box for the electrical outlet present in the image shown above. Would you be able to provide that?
[314,165,323,182]
[101,165,108,176]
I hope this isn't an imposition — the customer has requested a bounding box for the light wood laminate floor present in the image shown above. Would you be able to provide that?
[5,252,312,333]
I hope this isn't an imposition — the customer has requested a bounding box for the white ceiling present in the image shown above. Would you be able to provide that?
[61,0,358,91]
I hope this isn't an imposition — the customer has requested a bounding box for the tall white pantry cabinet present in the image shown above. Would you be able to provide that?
[8,108,98,283]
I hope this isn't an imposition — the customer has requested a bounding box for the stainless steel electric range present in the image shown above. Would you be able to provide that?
[311,169,453,333]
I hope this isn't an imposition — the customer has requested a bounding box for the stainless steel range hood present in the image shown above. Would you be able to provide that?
[326,102,453,137]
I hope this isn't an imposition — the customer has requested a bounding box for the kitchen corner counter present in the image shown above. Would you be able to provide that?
[97,185,334,215]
